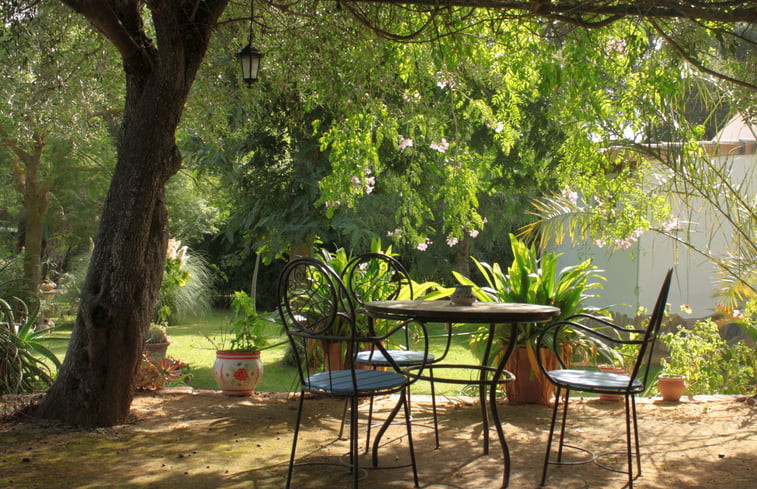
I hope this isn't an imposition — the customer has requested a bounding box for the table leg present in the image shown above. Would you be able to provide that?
[489,322,518,489]
[371,389,406,467]
[479,323,496,454]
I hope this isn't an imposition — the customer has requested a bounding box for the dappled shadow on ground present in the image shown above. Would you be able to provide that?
[0,392,755,489]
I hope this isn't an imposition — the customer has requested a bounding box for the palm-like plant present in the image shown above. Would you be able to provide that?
[455,234,605,366]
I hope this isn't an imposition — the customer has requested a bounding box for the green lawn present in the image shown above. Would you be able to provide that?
[40,311,484,396]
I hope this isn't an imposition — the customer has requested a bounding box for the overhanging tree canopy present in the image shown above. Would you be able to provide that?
[5,0,750,426]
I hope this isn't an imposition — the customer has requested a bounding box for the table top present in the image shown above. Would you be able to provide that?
[364,299,560,324]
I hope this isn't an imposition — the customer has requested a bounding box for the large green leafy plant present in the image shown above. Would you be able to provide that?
[456,234,604,365]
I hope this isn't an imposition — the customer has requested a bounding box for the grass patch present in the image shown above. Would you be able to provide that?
[39,311,484,395]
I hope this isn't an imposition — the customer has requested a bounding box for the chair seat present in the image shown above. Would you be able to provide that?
[355,349,435,366]
[305,369,408,394]
[547,369,644,394]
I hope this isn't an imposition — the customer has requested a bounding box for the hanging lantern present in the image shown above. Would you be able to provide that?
[237,43,262,84]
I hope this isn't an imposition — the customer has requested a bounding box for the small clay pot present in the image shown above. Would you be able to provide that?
[658,374,686,402]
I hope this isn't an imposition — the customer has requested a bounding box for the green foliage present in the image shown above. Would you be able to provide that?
[226,291,276,352]
[456,234,604,361]
[0,293,60,394]
[0,3,120,287]
[659,319,756,395]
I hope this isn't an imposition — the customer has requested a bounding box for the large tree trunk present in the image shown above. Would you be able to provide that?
[36,0,229,427]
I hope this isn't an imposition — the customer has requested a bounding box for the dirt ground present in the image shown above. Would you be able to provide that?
[1,390,755,489]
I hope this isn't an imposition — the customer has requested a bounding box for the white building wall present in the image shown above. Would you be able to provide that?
[553,122,756,319]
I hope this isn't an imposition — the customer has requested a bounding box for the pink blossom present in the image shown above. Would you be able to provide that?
[468,230,479,238]
[416,242,428,251]
[614,238,633,249]
[351,176,361,184]
[663,218,681,232]
[594,239,606,248]
[398,137,414,150]
[561,188,578,204]
[733,309,744,320]
[430,139,449,153]
[446,236,459,247]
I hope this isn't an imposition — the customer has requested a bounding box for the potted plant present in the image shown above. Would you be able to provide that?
[455,234,604,405]
[657,373,687,402]
[212,291,275,396]
[144,323,171,358]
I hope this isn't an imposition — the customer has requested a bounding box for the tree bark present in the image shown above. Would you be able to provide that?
[454,235,471,278]
[36,0,229,427]
[11,134,49,294]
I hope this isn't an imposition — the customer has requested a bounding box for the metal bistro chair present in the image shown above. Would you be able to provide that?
[536,268,673,488]
[341,252,448,449]
[278,257,420,489]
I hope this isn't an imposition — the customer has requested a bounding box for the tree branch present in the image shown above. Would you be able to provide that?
[59,0,141,60]
[345,0,757,24]
[651,20,757,91]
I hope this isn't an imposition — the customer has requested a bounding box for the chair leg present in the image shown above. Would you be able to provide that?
[631,394,642,477]
[401,388,420,487]
[624,394,635,489]
[351,395,360,489]
[364,395,375,453]
[540,386,561,487]
[338,398,349,440]
[286,392,306,489]
[429,367,440,449]
[557,389,571,462]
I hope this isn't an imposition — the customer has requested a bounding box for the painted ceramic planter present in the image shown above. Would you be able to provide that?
[213,350,263,396]
[451,285,476,306]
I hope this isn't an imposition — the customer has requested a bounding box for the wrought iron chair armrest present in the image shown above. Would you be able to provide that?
[562,313,647,335]
[536,319,645,370]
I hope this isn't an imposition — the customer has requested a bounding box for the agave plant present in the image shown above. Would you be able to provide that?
[0,292,61,395]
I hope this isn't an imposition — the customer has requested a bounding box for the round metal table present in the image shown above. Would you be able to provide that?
[364,299,560,489]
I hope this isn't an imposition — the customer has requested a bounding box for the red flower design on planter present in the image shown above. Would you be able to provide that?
[233,368,249,381]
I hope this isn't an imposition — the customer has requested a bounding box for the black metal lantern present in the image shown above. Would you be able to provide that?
[238,1,263,85]
[237,42,262,84]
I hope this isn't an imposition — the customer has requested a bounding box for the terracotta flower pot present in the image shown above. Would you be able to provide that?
[213,350,263,396]
[658,374,686,402]
[505,348,556,405]
[144,342,170,358]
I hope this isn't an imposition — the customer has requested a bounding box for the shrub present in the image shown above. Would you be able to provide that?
[660,318,756,395]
